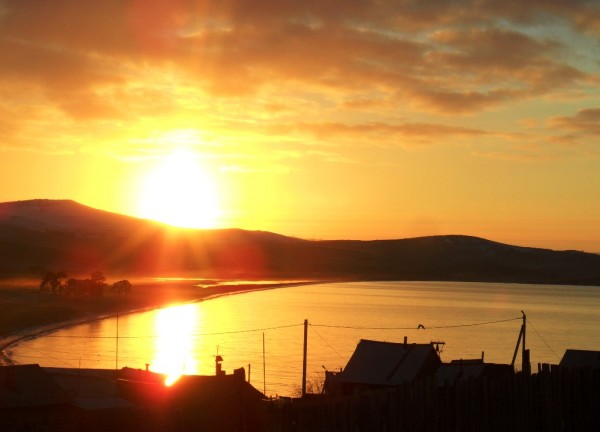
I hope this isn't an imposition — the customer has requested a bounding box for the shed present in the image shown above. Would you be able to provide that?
[559,349,600,369]
[325,339,441,396]
[435,359,513,383]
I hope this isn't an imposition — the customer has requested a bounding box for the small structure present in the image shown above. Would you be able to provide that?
[325,338,442,396]
[324,338,518,397]
[559,349,600,369]
[435,358,513,382]
[216,354,225,376]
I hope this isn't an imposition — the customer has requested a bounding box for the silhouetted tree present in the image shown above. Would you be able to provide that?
[112,279,132,296]
[65,277,104,299]
[39,271,68,294]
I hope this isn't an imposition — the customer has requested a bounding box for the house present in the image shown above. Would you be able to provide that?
[559,349,600,369]
[435,358,513,383]
[324,338,442,396]
[2,363,270,431]
[117,366,271,431]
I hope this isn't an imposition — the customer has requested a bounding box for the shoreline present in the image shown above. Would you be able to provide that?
[0,279,328,366]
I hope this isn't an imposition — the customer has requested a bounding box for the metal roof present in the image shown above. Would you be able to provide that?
[435,362,485,382]
[339,339,439,386]
[559,349,600,369]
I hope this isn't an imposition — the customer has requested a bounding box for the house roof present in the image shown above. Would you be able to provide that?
[338,339,440,386]
[435,359,512,382]
[0,364,72,408]
[118,366,265,406]
[44,367,135,410]
[559,349,600,369]
[436,362,485,382]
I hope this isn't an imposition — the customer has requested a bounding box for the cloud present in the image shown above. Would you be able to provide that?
[265,120,491,148]
[548,108,600,142]
[1,0,599,160]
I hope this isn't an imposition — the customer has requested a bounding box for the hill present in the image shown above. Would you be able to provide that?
[0,199,599,285]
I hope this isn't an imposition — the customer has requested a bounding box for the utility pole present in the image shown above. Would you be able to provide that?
[521,310,530,375]
[511,311,530,375]
[115,311,119,370]
[263,333,266,396]
[302,319,308,397]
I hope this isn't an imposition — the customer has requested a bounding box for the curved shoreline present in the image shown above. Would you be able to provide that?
[0,280,326,366]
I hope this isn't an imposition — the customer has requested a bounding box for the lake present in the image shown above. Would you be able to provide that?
[7,281,600,397]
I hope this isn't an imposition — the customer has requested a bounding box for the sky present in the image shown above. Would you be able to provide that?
[1,0,600,252]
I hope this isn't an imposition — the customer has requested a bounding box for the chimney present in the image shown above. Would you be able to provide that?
[215,355,224,376]
[404,336,407,346]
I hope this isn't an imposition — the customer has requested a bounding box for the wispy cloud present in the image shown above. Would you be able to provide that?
[548,107,600,143]
[266,120,490,147]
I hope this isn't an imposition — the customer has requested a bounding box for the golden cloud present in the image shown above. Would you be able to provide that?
[549,108,600,137]
[0,0,598,156]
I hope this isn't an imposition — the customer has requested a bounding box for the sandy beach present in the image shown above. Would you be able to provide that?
[0,278,322,365]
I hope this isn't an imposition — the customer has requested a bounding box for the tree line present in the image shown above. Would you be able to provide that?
[39,270,132,298]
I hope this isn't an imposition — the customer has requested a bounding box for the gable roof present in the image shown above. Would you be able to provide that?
[339,339,440,386]
[559,349,600,369]
[435,359,513,382]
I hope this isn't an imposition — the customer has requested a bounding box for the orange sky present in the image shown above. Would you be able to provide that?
[1,0,600,252]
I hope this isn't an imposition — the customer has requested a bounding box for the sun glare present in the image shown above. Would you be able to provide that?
[151,304,199,386]
[139,145,221,229]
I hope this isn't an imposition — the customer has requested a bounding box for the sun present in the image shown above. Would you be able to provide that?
[138,147,221,229]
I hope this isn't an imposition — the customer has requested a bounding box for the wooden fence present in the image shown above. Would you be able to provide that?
[270,365,600,432]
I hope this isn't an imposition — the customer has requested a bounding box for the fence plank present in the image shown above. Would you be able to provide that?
[271,367,600,432]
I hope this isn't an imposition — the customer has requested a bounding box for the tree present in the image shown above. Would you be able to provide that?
[112,280,132,296]
[39,271,68,294]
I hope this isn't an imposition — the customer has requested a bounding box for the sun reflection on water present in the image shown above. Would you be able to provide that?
[150,304,200,385]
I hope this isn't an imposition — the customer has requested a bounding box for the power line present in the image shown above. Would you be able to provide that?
[308,324,346,361]
[42,323,305,339]
[527,318,561,362]
[194,323,304,335]
[311,316,522,330]
[428,316,522,329]
[10,344,77,368]
[311,324,415,330]
[21,316,523,341]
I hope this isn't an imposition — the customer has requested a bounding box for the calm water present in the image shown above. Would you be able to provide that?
[8,281,600,396]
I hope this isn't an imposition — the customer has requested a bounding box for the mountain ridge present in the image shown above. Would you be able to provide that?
[0,199,599,285]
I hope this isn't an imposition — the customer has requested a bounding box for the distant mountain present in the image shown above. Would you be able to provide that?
[1,199,599,285]
[0,199,146,234]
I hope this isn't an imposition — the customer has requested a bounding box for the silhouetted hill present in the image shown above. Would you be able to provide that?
[0,199,599,285]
